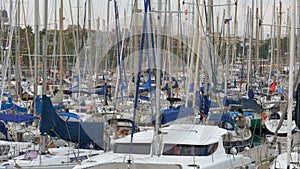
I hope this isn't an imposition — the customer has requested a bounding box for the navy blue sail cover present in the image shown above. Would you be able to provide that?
[40,95,105,150]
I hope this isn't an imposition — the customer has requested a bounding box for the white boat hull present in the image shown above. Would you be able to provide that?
[264,120,297,134]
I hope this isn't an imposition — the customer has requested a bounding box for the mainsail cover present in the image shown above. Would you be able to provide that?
[40,95,105,150]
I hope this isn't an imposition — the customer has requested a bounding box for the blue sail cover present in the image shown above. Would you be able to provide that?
[34,96,66,114]
[238,98,264,113]
[40,95,105,150]
[0,94,27,112]
[34,96,43,114]
[156,106,194,125]
[0,113,37,124]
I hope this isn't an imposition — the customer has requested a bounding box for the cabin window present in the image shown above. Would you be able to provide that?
[270,112,280,120]
[113,143,151,154]
[162,143,218,156]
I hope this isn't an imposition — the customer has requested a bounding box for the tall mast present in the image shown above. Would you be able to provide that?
[255,0,259,74]
[268,0,275,93]
[154,0,162,156]
[276,1,282,82]
[33,0,39,115]
[186,0,199,107]
[246,0,254,93]
[224,0,230,97]
[192,0,200,109]
[40,0,48,154]
[231,0,238,74]
[204,0,213,97]
[259,0,263,76]
[42,0,48,95]
[15,0,20,100]
[287,0,296,167]
[59,0,63,91]
[7,0,12,94]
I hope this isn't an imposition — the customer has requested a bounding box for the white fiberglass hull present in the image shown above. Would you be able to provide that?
[73,152,254,169]
[264,120,296,134]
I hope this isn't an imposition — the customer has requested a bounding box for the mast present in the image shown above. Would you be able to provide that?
[268,0,275,93]
[42,0,48,96]
[154,0,162,156]
[259,0,263,76]
[287,0,296,166]
[15,0,20,100]
[40,0,48,155]
[276,1,282,82]
[255,0,259,74]
[186,0,198,107]
[68,0,78,67]
[224,0,230,97]
[52,0,57,82]
[33,0,39,114]
[132,0,138,91]
[246,0,254,93]
[21,1,33,78]
[231,0,238,74]
[192,0,200,109]
[59,0,63,92]
[204,0,213,98]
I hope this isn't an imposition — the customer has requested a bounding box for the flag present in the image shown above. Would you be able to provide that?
[269,81,276,94]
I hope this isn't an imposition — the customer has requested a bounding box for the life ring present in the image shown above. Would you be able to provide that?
[261,112,268,121]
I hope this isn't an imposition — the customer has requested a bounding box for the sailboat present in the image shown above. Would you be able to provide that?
[0,95,104,169]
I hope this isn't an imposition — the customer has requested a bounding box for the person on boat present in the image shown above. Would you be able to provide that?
[53,87,59,96]
[237,108,245,128]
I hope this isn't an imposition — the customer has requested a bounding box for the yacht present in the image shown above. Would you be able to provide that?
[73,124,254,169]
[264,111,297,134]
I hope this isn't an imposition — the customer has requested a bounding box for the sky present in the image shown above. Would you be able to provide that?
[0,0,296,36]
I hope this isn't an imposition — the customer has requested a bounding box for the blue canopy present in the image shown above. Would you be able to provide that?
[227,111,255,117]
[0,113,38,124]
[154,106,194,125]
[58,112,80,121]
[53,105,66,111]
[40,95,105,150]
